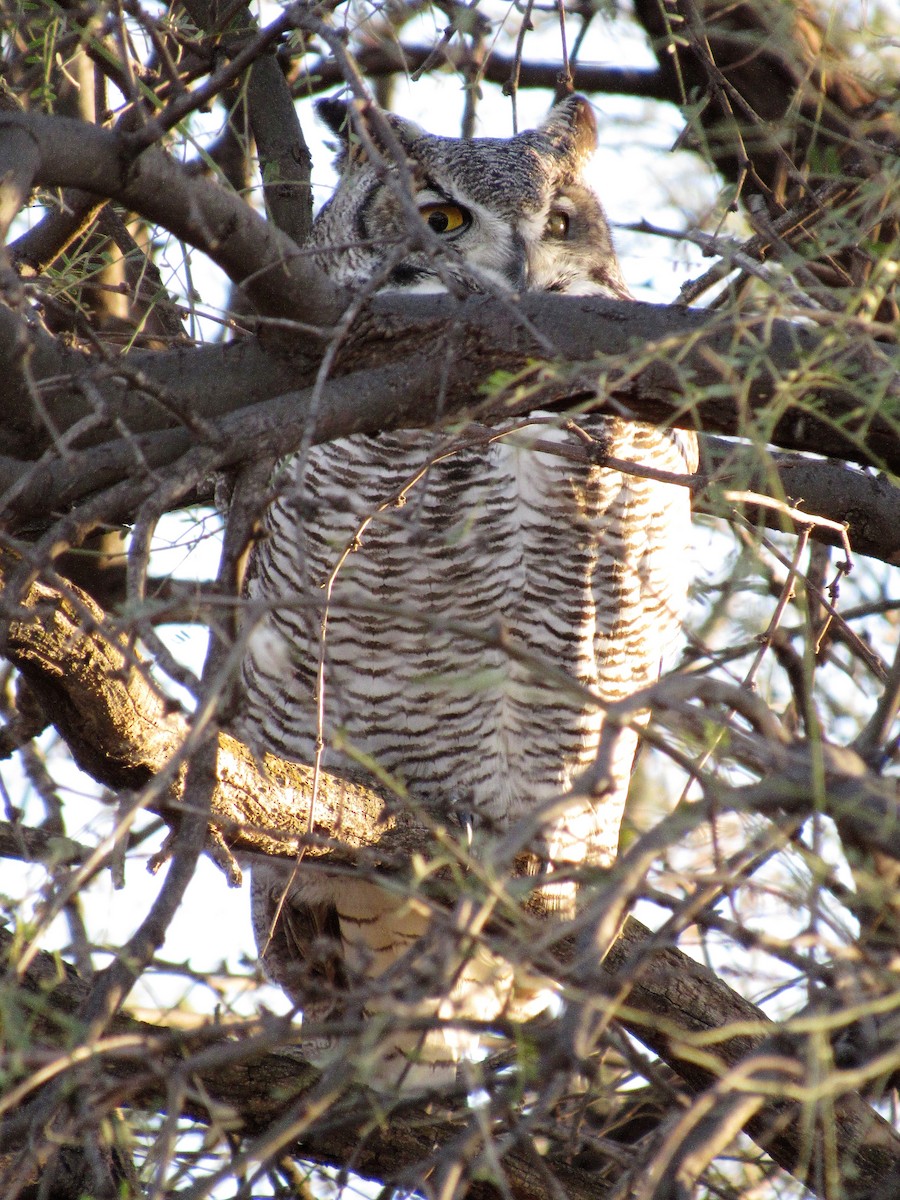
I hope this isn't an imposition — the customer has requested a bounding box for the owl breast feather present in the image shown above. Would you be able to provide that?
[241,416,694,869]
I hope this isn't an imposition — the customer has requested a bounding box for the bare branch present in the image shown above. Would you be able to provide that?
[0,110,340,325]
[295,43,671,102]
[2,293,898,516]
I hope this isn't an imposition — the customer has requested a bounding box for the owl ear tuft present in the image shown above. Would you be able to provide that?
[316,96,353,141]
[316,96,425,171]
[316,96,358,171]
[539,94,597,160]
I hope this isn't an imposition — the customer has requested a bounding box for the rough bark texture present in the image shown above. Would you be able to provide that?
[3,556,900,1198]
[605,918,900,1200]
[0,558,430,870]
[3,287,897,465]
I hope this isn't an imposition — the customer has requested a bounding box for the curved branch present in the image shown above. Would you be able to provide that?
[5,558,900,1195]
[297,43,671,102]
[700,439,900,564]
[0,110,341,325]
[0,554,429,868]
[3,291,899,468]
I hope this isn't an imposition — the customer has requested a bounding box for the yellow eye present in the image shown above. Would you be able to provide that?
[419,202,470,235]
[546,210,570,239]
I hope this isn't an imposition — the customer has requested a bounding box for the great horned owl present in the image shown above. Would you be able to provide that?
[241,95,697,1086]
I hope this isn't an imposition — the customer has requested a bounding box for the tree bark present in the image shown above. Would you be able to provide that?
[4,554,900,1197]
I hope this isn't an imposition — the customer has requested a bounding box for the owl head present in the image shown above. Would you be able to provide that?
[311,94,631,299]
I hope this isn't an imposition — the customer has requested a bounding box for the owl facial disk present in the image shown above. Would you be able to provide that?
[521,190,630,298]
[310,96,625,297]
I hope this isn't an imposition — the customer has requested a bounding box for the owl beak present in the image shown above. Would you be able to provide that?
[507,230,529,291]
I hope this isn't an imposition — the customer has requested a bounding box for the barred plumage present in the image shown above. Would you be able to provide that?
[240,95,696,1086]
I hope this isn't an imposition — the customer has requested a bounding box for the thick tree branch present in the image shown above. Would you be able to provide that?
[5,538,900,1196]
[700,439,900,565]
[1,109,896,478]
[0,110,340,325]
[0,555,431,867]
[2,293,898,529]
[296,43,671,102]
